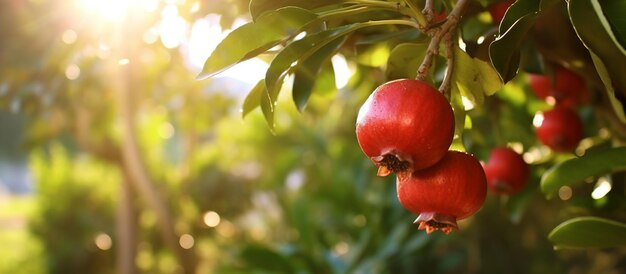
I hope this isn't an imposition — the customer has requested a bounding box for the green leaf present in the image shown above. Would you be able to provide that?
[386,42,428,80]
[449,92,467,151]
[548,217,626,249]
[265,26,353,101]
[589,52,626,123]
[249,0,344,21]
[540,147,626,197]
[291,38,344,112]
[599,0,626,49]
[489,0,558,82]
[292,62,336,112]
[498,0,539,33]
[489,13,538,82]
[261,20,414,127]
[239,244,295,272]
[568,0,626,122]
[263,22,391,126]
[453,47,503,105]
[197,7,318,79]
[241,80,266,118]
[356,29,423,46]
[260,81,276,130]
[311,62,336,97]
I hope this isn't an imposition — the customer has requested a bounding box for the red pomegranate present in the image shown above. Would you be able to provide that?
[488,1,513,24]
[535,107,584,152]
[356,79,454,178]
[528,65,589,107]
[483,147,530,195]
[433,11,447,22]
[396,151,487,234]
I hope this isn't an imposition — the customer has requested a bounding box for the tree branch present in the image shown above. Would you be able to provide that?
[112,16,195,273]
[415,0,469,97]
[423,0,435,22]
[440,31,455,100]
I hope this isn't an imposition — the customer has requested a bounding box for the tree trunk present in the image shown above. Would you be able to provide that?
[116,169,137,274]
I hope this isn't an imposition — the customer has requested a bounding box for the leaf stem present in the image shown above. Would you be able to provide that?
[402,0,428,29]
[317,5,370,19]
[364,19,421,29]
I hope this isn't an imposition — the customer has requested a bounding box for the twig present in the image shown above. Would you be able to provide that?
[415,0,469,97]
[423,0,435,22]
[440,31,455,100]
[415,33,441,81]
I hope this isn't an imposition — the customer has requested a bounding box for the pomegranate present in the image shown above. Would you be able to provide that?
[528,65,589,107]
[483,147,530,195]
[433,11,447,22]
[396,151,487,234]
[356,79,454,178]
[488,0,513,24]
[535,107,584,152]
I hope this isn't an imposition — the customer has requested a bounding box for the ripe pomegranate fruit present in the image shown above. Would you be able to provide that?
[396,151,487,234]
[528,65,589,107]
[356,79,454,178]
[535,107,584,152]
[488,0,513,24]
[483,147,529,195]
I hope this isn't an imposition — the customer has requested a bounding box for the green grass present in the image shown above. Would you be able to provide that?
[0,195,44,274]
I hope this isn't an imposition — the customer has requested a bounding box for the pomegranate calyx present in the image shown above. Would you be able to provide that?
[372,154,412,177]
[413,212,458,234]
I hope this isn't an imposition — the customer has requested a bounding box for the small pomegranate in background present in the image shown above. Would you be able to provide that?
[396,151,487,234]
[528,65,589,107]
[535,107,584,152]
[356,79,454,178]
[433,10,447,22]
[488,0,513,24]
[483,147,530,195]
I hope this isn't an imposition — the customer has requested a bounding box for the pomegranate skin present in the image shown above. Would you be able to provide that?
[535,107,584,152]
[529,66,589,107]
[483,147,530,195]
[356,79,454,175]
[396,151,487,234]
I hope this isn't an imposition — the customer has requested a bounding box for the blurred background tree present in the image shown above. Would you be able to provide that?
[0,0,625,274]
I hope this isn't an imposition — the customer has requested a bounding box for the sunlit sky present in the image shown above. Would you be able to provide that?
[68,0,353,88]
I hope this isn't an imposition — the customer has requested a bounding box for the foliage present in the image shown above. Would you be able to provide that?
[29,144,117,274]
[1,0,626,273]
[0,196,44,274]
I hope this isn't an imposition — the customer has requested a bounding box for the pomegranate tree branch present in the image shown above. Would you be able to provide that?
[423,0,435,21]
[440,31,455,100]
[415,0,469,96]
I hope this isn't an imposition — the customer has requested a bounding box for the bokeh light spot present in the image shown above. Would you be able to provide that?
[216,220,236,238]
[558,186,572,201]
[333,242,349,256]
[203,211,220,227]
[65,64,81,80]
[532,112,544,128]
[179,234,194,249]
[592,177,612,200]
[94,233,112,250]
[159,123,175,139]
[62,29,77,44]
